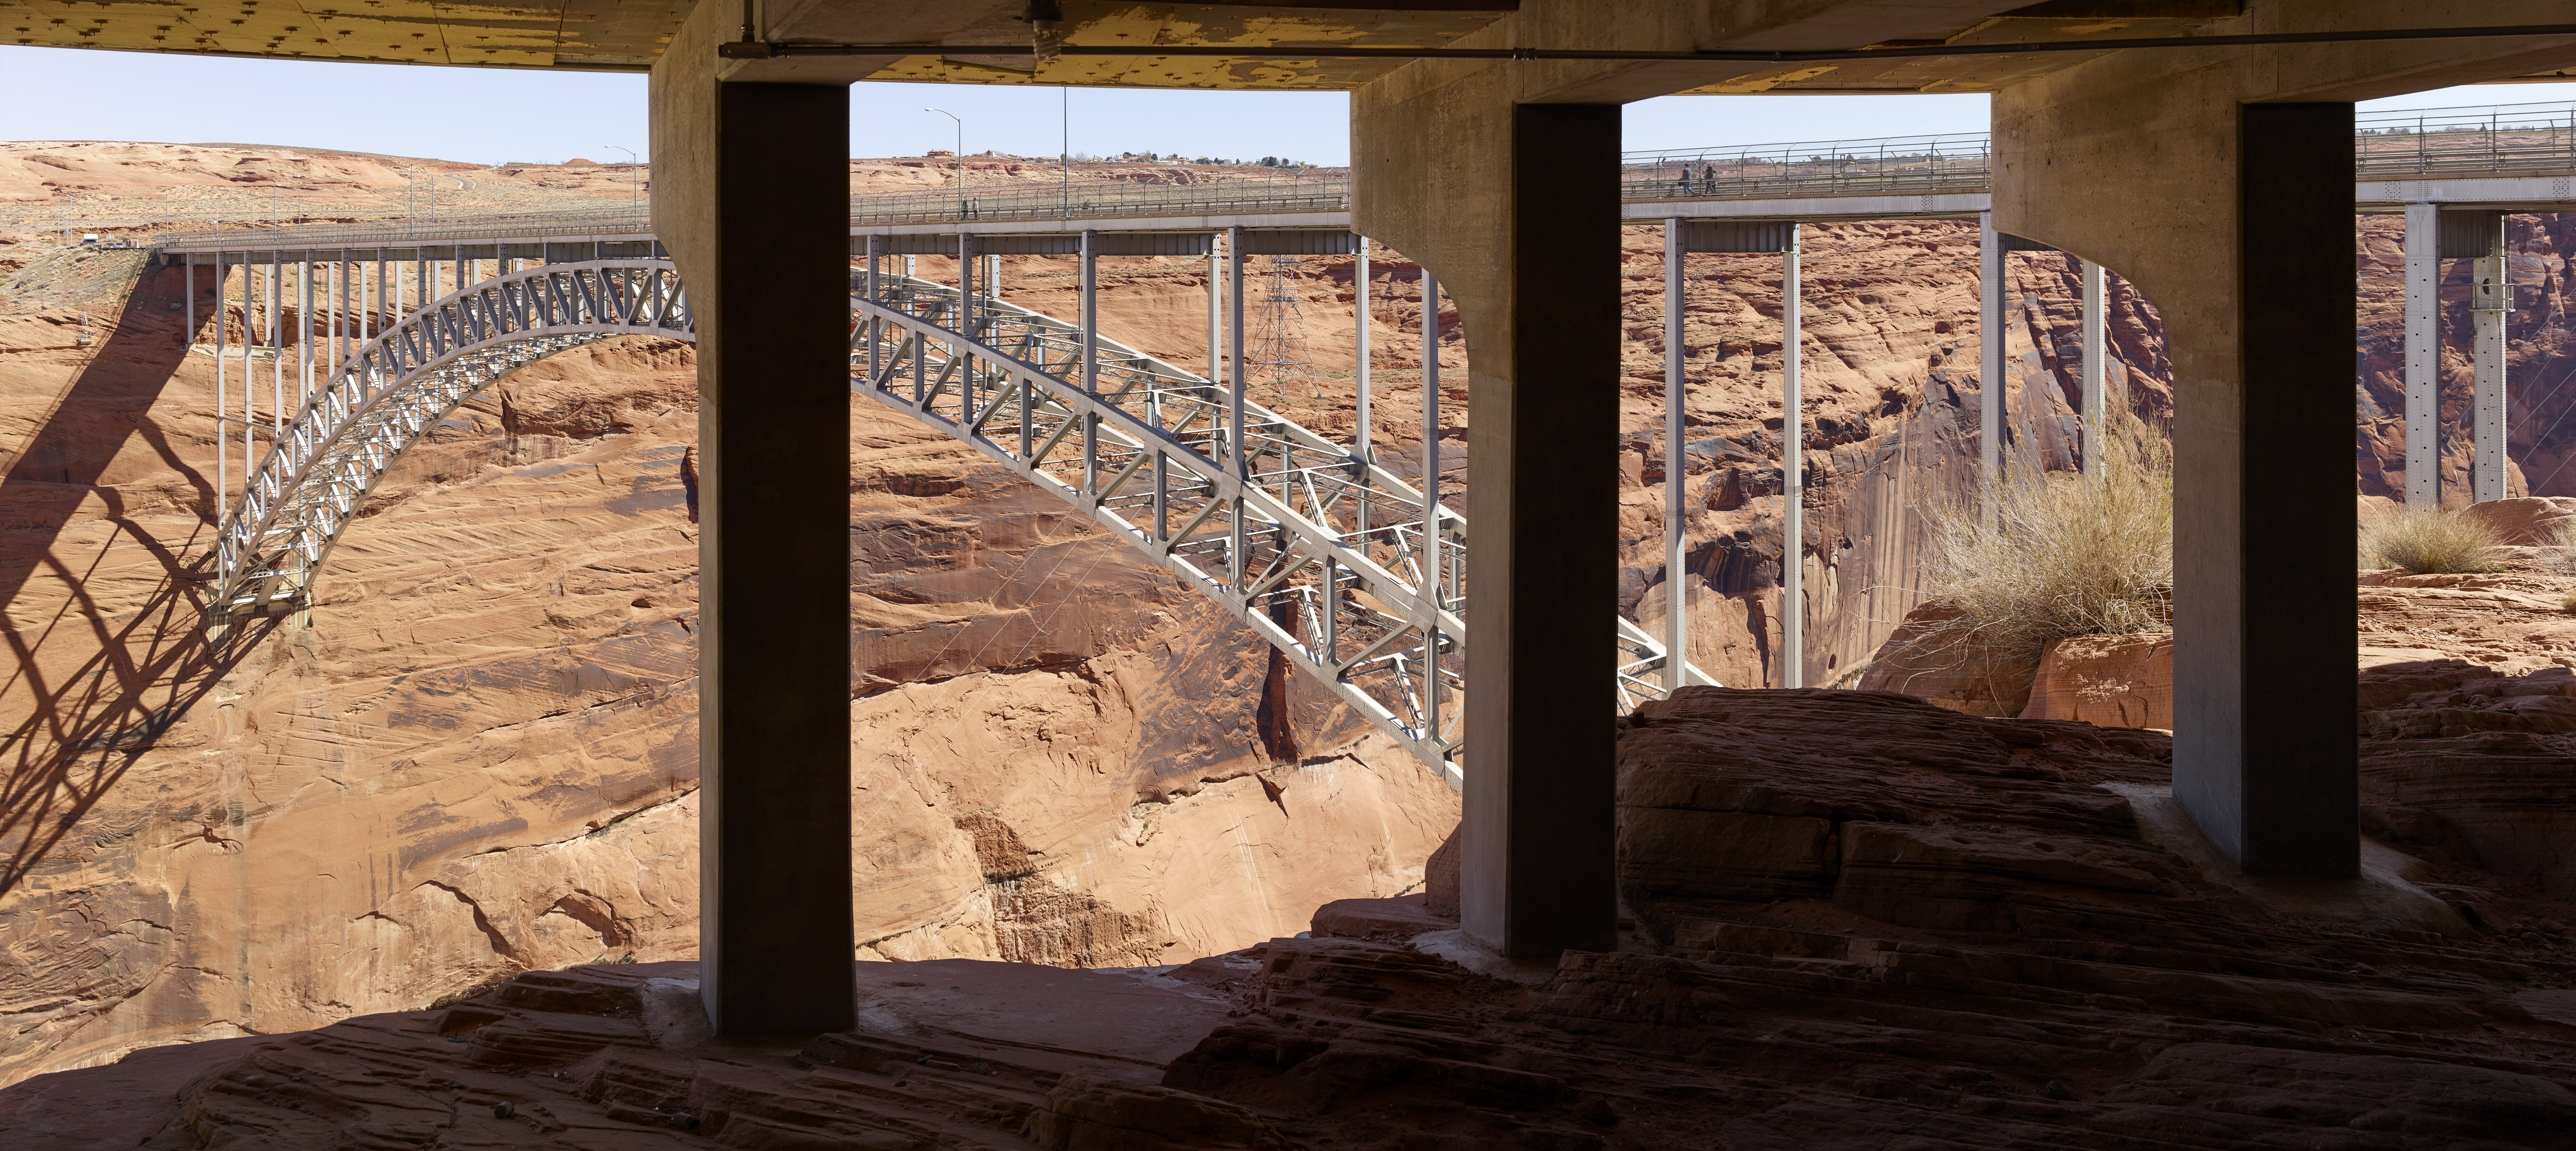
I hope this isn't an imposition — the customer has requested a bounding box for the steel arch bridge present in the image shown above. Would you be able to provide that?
[212,259,693,617]
[212,260,1708,784]
[848,273,1709,786]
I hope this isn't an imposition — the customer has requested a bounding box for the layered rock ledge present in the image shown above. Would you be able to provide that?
[7,689,2571,1149]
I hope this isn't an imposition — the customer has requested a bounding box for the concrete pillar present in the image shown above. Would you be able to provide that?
[1227,226,1247,589]
[1421,267,1443,738]
[2403,202,2439,506]
[2471,216,2510,503]
[1353,98,1619,958]
[2210,104,2362,875]
[1996,78,2358,879]
[1356,236,1372,465]
[1662,218,1687,692]
[651,48,857,1032]
[1977,210,2004,493]
[1079,230,1098,496]
[1780,225,1803,689]
[2080,259,2107,479]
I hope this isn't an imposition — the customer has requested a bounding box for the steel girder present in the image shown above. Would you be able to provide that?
[213,260,692,616]
[851,274,1714,790]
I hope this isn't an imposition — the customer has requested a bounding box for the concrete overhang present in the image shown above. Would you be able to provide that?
[14,1,2569,96]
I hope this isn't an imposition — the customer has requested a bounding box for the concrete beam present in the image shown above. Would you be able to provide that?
[651,0,858,1036]
[1354,86,1622,959]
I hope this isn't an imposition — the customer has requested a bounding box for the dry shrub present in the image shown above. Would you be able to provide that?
[2561,587,2576,615]
[1914,417,2173,674]
[2361,505,2503,574]
[2538,519,2576,576]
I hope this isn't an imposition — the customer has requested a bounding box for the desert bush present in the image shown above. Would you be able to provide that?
[2361,505,2503,574]
[1913,416,2173,673]
[2561,587,2576,615]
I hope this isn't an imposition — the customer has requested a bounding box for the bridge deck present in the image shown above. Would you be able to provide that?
[150,101,2576,257]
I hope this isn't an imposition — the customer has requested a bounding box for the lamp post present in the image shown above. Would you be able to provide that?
[926,107,964,215]
[606,145,640,214]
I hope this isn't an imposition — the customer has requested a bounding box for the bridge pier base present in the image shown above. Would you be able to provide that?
[1355,95,1622,959]
[652,28,858,1035]
[1997,68,2358,878]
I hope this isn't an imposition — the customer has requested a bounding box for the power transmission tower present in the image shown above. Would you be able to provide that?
[1247,255,1316,403]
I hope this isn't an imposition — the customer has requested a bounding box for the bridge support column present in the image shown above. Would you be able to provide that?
[1977,210,2004,497]
[1997,67,2357,877]
[1354,96,1621,959]
[1781,226,1803,689]
[2403,202,2439,507]
[2470,214,2511,503]
[652,39,856,1034]
[2080,259,2107,479]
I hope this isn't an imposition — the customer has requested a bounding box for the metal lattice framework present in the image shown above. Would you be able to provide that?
[853,273,1709,788]
[211,258,1706,783]
[213,259,692,616]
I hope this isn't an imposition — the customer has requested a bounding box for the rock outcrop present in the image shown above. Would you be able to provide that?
[2019,632,2172,729]
[10,687,2573,1149]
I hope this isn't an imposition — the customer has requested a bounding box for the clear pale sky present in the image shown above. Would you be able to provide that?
[2,45,2570,166]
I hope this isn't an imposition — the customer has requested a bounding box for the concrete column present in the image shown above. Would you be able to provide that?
[2471,217,2510,503]
[1421,267,1443,739]
[1978,210,2004,494]
[865,235,882,385]
[269,253,283,439]
[651,56,857,1032]
[1353,98,1619,958]
[1997,77,2357,879]
[2209,103,2362,875]
[1662,218,1687,692]
[2403,202,2439,506]
[299,259,313,408]
[2080,259,2107,479]
[1780,225,1803,689]
[1356,236,1372,465]
[1228,226,1247,589]
[214,252,227,524]
[1207,233,1222,386]
[1079,230,1098,496]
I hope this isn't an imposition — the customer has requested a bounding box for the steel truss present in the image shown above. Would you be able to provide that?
[213,259,691,617]
[212,258,1706,785]
[852,273,1708,789]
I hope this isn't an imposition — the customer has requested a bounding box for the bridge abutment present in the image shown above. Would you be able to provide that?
[652,9,858,1036]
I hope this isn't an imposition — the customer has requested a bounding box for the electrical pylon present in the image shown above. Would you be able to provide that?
[1247,255,1316,403]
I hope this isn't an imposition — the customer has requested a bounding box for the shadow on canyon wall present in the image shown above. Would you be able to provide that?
[0,263,267,895]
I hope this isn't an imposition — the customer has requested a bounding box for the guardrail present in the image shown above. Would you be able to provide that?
[143,99,2576,252]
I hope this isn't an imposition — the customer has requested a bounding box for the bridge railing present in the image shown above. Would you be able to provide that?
[2355,100,2576,180]
[848,172,1351,226]
[144,100,2576,253]
[1620,132,1994,203]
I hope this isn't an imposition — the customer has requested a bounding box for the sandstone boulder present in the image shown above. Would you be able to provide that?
[2019,631,2173,729]
[2462,496,2576,545]
[1853,599,2039,716]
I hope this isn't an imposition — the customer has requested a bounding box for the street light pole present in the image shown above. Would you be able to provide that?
[926,107,964,215]
[606,145,640,213]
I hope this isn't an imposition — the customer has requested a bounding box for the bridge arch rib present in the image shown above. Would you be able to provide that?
[214,259,692,616]
[213,257,1706,784]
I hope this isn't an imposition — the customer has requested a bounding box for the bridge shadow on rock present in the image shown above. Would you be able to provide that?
[0,262,263,896]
